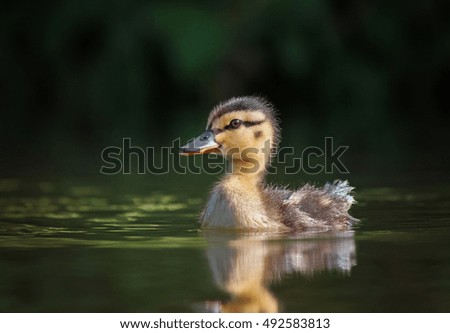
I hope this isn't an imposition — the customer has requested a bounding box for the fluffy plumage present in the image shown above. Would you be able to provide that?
[263,180,356,230]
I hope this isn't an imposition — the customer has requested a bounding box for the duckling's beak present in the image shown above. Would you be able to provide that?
[180,130,220,156]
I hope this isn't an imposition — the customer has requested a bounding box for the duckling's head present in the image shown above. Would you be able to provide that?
[180,96,280,173]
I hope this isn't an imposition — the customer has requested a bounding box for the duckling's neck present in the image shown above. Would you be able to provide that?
[225,159,267,193]
[224,168,265,192]
[227,158,267,180]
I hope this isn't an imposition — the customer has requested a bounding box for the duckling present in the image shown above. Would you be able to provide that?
[180,96,356,231]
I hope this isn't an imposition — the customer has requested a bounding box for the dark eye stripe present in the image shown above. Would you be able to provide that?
[244,119,265,127]
[208,119,265,133]
[224,119,265,130]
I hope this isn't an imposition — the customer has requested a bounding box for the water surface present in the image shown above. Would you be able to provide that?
[0,176,449,312]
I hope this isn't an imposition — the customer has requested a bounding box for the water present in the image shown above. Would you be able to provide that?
[0,175,449,312]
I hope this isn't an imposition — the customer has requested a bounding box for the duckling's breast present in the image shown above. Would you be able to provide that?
[201,187,237,228]
[201,180,283,230]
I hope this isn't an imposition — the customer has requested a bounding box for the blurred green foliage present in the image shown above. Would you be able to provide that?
[0,0,449,176]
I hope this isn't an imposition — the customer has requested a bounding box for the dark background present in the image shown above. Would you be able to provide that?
[1,0,449,183]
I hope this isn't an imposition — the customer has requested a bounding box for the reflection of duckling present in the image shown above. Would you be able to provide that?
[201,231,356,313]
[180,96,356,231]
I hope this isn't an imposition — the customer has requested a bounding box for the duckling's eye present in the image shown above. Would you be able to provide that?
[230,119,242,129]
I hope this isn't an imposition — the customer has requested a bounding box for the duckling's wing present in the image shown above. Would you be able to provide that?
[263,185,321,229]
[263,181,356,230]
[288,180,357,229]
